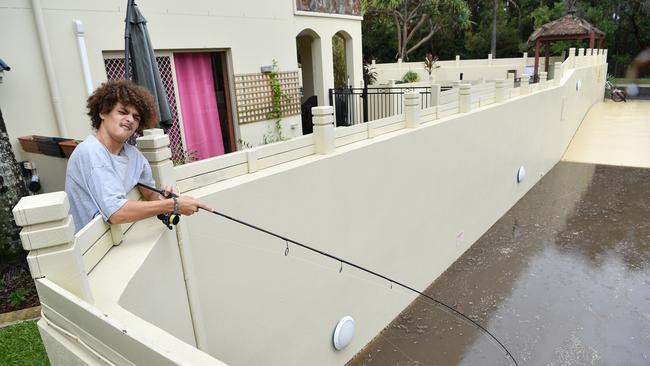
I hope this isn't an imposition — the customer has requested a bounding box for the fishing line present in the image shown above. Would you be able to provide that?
[138,183,519,366]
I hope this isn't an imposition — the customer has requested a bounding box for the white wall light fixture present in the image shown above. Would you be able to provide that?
[576,79,582,91]
[517,166,526,183]
[333,316,355,351]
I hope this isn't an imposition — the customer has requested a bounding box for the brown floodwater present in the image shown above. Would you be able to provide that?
[347,162,650,366]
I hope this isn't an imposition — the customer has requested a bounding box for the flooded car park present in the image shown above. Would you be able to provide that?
[349,162,650,365]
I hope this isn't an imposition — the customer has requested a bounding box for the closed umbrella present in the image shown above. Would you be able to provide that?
[124,0,172,128]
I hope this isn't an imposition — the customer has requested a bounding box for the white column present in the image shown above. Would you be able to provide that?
[577,48,585,67]
[539,72,548,89]
[455,55,460,68]
[404,92,420,128]
[312,106,335,155]
[13,192,93,303]
[522,52,528,70]
[459,84,472,113]
[568,47,576,68]
[495,79,506,102]
[136,129,175,188]
[429,83,441,106]
[554,61,563,85]
[507,72,515,87]
[520,74,530,94]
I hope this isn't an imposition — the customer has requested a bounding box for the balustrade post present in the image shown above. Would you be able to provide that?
[507,72,515,87]
[577,48,585,67]
[455,55,460,68]
[404,92,420,128]
[136,129,175,188]
[522,52,528,66]
[312,106,335,155]
[520,74,530,95]
[554,62,563,85]
[12,192,93,302]
[495,79,506,102]
[539,72,548,89]
[459,84,472,113]
[429,83,441,107]
[568,48,576,68]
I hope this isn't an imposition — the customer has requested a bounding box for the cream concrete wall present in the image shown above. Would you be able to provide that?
[116,223,197,346]
[373,56,563,85]
[12,53,605,365]
[239,114,303,147]
[0,0,361,189]
[175,65,602,365]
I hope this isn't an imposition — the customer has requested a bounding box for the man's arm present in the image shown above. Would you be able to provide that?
[108,198,174,224]
[138,184,161,202]
[108,194,211,225]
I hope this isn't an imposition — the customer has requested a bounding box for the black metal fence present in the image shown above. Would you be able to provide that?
[328,86,450,126]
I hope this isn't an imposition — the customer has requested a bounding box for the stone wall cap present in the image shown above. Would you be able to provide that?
[136,134,170,149]
[312,106,334,115]
[12,192,69,226]
[143,128,164,136]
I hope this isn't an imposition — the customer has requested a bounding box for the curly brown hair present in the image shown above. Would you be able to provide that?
[87,80,158,134]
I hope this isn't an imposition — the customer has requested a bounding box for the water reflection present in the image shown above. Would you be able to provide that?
[348,162,650,365]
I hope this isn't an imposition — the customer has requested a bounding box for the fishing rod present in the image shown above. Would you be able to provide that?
[137,182,519,366]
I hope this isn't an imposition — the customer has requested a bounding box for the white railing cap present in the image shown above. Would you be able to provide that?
[13,191,69,226]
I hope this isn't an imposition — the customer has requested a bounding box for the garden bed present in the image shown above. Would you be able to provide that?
[0,258,39,314]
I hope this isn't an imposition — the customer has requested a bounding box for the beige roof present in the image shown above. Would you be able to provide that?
[528,14,605,43]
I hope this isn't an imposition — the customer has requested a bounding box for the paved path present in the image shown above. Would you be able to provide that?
[562,100,650,168]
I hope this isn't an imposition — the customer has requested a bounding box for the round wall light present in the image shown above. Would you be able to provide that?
[333,316,355,351]
[517,166,526,183]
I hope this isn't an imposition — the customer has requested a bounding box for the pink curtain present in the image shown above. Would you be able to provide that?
[173,53,224,160]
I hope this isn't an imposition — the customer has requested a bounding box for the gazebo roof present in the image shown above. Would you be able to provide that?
[528,13,605,43]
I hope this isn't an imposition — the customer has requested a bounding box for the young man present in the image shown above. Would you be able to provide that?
[65,80,210,232]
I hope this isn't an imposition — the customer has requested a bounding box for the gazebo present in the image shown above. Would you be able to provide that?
[528,5,605,81]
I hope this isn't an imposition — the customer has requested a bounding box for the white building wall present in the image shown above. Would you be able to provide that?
[0,0,361,189]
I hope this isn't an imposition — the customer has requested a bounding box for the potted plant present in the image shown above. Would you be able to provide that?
[424,53,440,82]
[59,139,82,158]
[17,135,42,154]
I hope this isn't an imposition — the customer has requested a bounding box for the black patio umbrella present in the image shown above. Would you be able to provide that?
[124,0,172,128]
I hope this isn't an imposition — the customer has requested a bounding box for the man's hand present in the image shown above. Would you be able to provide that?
[160,185,213,215]
[176,195,212,215]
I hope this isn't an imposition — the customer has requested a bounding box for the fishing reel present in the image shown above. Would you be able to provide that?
[157,212,180,230]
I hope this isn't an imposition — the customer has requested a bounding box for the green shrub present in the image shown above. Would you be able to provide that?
[401,70,418,83]
[8,288,30,307]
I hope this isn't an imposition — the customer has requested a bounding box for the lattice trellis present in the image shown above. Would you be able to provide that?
[103,56,186,164]
[234,71,301,124]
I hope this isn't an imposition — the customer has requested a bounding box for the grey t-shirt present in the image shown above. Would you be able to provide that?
[65,135,155,232]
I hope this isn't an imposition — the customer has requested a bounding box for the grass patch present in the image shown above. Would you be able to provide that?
[612,78,650,85]
[0,321,49,366]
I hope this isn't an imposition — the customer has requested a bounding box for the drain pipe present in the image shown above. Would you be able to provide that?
[73,20,93,96]
[31,0,68,137]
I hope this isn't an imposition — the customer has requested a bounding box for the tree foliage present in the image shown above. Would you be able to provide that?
[363,0,650,77]
[366,0,471,61]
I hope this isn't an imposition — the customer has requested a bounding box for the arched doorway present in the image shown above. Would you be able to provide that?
[296,29,322,134]
[332,31,354,89]
[331,30,356,126]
